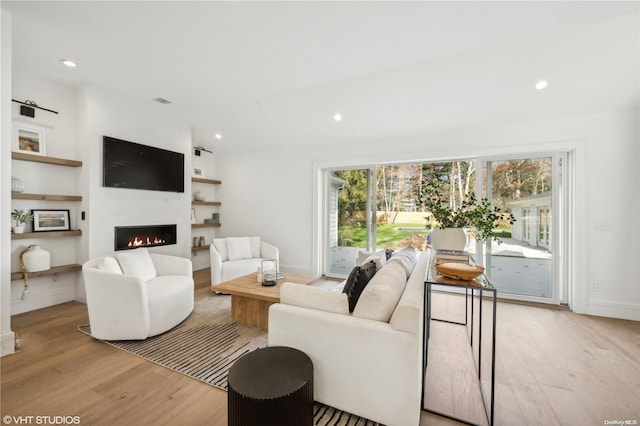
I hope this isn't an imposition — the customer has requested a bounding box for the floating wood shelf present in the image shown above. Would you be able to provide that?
[12,152,82,167]
[192,177,221,185]
[192,200,221,206]
[12,193,82,201]
[192,246,210,252]
[11,263,82,281]
[11,230,83,240]
[191,223,221,228]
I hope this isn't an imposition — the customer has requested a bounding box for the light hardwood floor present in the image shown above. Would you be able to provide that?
[2,269,639,425]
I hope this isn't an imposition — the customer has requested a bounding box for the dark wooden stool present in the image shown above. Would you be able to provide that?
[228,346,314,426]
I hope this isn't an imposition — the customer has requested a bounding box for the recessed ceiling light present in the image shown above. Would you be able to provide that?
[61,59,77,68]
[215,133,222,140]
[535,80,548,90]
[334,114,342,121]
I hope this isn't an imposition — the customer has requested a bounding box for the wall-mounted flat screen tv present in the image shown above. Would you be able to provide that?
[103,136,185,193]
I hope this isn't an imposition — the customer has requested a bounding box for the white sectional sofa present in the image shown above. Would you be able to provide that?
[269,247,430,426]
[209,236,279,287]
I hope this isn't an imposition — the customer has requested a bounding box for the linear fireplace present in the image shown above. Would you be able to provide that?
[114,224,177,251]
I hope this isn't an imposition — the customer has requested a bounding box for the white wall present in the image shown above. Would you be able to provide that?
[1,10,15,355]
[75,85,192,299]
[216,109,640,321]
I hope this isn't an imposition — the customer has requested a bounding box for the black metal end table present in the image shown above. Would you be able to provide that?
[422,254,497,426]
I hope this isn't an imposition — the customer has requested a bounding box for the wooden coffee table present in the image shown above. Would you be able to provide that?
[213,273,315,329]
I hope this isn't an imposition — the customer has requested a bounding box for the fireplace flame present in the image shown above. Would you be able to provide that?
[127,236,166,247]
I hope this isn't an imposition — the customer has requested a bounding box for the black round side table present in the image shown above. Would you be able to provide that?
[228,346,314,426]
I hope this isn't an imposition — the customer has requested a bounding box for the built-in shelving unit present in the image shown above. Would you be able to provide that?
[192,200,221,206]
[11,230,83,240]
[11,152,83,282]
[192,177,221,185]
[191,223,221,228]
[10,264,82,281]
[12,152,82,167]
[191,177,221,255]
[12,193,82,201]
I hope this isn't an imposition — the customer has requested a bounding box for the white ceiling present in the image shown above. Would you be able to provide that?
[3,1,639,154]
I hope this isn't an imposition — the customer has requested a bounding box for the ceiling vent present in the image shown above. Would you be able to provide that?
[154,97,172,105]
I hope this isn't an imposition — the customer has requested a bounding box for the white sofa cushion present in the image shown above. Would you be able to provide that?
[222,258,263,282]
[116,247,157,281]
[353,260,407,322]
[97,256,123,275]
[280,282,349,315]
[390,250,429,334]
[249,236,261,258]
[213,238,229,261]
[387,246,418,276]
[227,237,253,261]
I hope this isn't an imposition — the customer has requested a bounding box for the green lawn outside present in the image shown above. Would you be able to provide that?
[338,222,512,248]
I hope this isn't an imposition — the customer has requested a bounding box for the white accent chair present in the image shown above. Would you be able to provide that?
[82,248,194,340]
[210,236,279,288]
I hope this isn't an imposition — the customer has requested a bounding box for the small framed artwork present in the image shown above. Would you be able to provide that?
[32,209,70,232]
[191,208,197,224]
[13,124,46,156]
[192,167,205,178]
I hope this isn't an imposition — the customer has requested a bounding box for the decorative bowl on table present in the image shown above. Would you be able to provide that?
[435,262,485,280]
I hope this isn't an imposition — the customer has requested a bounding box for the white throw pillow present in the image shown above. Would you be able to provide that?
[213,238,229,261]
[249,236,261,258]
[362,254,386,272]
[353,261,407,322]
[280,282,349,315]
[97,256,123,275]
[227,237,253,261]
[115,247,157,281]
[356,249,385,266]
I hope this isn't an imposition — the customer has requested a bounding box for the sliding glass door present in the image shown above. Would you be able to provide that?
[481,154,566,303]
[323,153,569,305]
[326,168,373,276]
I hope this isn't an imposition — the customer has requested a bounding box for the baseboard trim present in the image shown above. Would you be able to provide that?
[1,331,16,357]
[587,300,640,321]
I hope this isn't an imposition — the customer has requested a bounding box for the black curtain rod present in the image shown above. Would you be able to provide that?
[12,99,59,115]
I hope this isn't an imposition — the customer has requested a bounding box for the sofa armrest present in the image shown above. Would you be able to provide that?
[209,243,223,286]
[268,303,421,426]
[280,282,349,315]
[260,241,279,263]
[82,266,151,340]
[151,253,192,277]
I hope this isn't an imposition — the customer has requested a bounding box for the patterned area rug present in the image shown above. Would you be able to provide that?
[78,286,380,426]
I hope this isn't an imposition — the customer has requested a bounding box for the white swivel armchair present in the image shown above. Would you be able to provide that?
[82,247,194,340]
[210,236,279,288]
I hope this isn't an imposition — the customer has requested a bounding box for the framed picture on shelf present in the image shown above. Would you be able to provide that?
[13,124,46,156]
[32,209,70,232]
[192,167,205,178]
[191,208,197,224]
